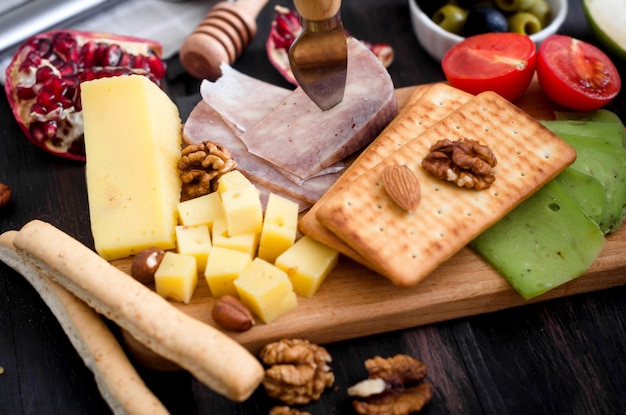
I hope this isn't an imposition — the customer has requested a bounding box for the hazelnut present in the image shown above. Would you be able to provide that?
[212,295,255,332]
[130,247,165,284]
[0,182,11,208]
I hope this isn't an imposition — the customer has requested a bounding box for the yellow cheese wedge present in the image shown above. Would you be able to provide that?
[154,252,198,304]
[177,192,224,228]
[212,217,259,258]
[204,246,252,297]
[258,193,299,263]
[175,225,212,272]
[275,236,339,298]
[81,75,182,260]
[234,258,297,323]
[220,185,263,237]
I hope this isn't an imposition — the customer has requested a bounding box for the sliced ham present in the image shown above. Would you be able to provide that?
[237,38,398,180]
[200,64,345,184]
[200,64,291,133]
[182,100,338,207]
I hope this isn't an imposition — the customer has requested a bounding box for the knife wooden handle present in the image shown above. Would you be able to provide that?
[293,0,341,20]
[180,0,270,80]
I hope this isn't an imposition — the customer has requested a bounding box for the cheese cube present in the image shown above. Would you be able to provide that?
[204,246,252,297]
[212,217,259,257]
[258,193,299,263]
[81,75,182,260]
[175,225,212,272]
[234,258,297,323]
[217,170,252,194]
[177,192,223,228]
[220,185,263,236]
[154,252,198,304]
[275,236,339,298]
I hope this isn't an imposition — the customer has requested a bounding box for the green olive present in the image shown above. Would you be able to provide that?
[527,0,551,26]
[494,0,538,12]
[508,11,543,35]
[432,4,469,35]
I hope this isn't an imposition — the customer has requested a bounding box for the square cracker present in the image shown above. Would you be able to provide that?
[299,83,473,268]
[315,91,577,286]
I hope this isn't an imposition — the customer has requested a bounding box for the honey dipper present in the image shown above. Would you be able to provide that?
[179,0,270,80]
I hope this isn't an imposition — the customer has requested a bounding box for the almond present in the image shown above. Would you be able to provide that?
[212,295,255,332]
[381,164,421,212]
[0,182,11,208]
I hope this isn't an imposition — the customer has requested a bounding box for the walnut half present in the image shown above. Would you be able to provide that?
[177,141,236,201]
[260,339,334,406]
[422,138,496,190]
[348,354,433,415]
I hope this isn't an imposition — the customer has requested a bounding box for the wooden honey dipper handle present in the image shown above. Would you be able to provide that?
[180,0,270,80]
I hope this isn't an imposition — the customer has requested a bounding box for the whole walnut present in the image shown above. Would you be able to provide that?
[177,141,236,200]
[422,138,497,190]
[260,339,334,406]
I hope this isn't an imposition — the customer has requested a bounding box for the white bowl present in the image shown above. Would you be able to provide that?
[409,0,568,61]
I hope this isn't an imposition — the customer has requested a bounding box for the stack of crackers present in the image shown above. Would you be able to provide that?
[299,83,577,287]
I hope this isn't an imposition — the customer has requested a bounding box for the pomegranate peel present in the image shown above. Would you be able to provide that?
[5,30,167,161]
[266,6,395,85]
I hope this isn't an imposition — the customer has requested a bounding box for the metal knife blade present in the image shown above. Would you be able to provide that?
[289,0,347,111]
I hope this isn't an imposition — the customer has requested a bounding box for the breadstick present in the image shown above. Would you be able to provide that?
[11,220,265,402]
[0,231,169,415]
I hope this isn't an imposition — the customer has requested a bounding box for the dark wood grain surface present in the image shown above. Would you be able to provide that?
[1,1,625,414]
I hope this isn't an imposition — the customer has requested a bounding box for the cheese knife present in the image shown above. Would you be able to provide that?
[289,0,347,111]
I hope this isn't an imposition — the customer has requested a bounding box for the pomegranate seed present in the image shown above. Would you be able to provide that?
[57,62,76,77]
[34,38,53,58]
[16,86,36,100]
[58,95,74,109]
[79,41,98,67]
[61,75,79,89]
[80,69,97,82]
[35,66,55,83]
[146,54,166,79]
[19,51,42,71]
[44,76,68,96]
[119,52,134,67]
[43,120,58,139]
[52,32,78,59]
[103,44,122,66]
[30,103,47,116]
[36,88,56,108]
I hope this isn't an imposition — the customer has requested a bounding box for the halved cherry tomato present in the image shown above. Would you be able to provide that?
[537,34,621,111]
[442,32,537,101]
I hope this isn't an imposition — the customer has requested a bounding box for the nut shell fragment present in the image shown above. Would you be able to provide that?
[349,354,433,415]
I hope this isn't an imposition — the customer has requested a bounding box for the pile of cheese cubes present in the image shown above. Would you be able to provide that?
[155,171,338,324]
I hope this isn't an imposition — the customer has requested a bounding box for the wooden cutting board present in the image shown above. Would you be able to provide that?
[115,82,626,370]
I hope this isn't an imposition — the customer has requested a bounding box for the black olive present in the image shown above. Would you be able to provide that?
[462,6,509,36]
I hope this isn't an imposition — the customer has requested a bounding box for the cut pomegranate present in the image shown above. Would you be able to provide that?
[266,6,395,85]
[4,30,167,161]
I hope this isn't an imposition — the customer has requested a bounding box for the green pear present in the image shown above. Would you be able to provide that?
[583,0,626,59]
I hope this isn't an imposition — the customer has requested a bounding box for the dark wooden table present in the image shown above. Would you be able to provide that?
[1,0,625,414]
